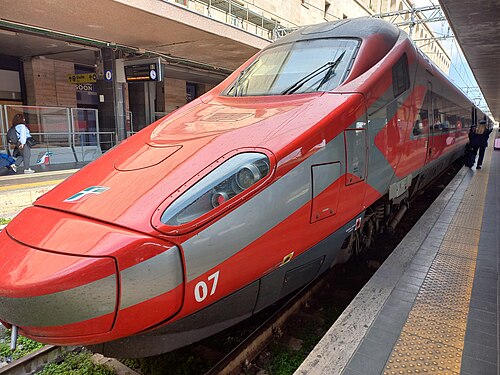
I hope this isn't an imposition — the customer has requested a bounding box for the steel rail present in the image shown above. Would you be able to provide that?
[203,277,327,375]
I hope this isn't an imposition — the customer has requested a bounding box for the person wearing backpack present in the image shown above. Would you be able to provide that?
[10,113,35,174]
[469,119,493,169]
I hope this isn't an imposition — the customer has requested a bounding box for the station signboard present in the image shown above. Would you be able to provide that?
[67,73,97,84]
[76,83,95,92]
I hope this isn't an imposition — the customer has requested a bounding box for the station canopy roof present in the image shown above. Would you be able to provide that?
[439,0,500,120]
[5,0,498,119]
[0,0,269,73]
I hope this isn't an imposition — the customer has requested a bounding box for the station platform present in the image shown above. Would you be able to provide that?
[0,163,82,218]
[296,141,499,374]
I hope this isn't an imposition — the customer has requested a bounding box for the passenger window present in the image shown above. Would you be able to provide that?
[447,114,457,130]
[432,109,441,131]
[392,54,410,98]
[413,91,430,136]
[345,128,366,185]
[438,112,447,132]
[413,117,423,136]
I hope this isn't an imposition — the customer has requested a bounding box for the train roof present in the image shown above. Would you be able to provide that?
[273,17,401,47]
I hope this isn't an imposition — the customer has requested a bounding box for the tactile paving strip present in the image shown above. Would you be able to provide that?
[383,147,493,375]
[386,332,463,374]
[403,316,466,345]
[450,213,484,230]
[409,302,469,328]
[438,240,478,259]
[442,226,481,245]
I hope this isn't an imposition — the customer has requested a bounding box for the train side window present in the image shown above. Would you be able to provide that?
[439,114,447,131]
[413,117,423,136]
[432,105,440,131]
[392,54,410,98]
[413,91,430,136]
[447,114,457,130]
[344,128,366,185]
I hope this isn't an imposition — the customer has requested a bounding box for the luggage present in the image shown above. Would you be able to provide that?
[494,138,500,150]
[465,143,476,167]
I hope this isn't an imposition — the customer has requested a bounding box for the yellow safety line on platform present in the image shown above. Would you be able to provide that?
[0,179,64,192]
[383,146,493,375]
[0,169,79,181]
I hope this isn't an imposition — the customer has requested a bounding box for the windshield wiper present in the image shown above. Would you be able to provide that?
[231,62,259,96]
[316,51,346,91]
[280,51,347,95]
[232,69,246,96]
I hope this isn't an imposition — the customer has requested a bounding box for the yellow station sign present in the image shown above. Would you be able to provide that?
[67,73,97,84]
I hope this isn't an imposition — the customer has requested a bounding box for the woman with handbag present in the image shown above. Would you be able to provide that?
[12,113,36,174]
[473,119,493,169]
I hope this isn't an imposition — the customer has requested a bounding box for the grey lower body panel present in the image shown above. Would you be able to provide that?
[88,216,360,358]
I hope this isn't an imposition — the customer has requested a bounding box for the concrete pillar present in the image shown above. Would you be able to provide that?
[96,47,126,147]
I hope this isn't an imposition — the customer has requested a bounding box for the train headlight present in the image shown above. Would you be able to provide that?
[211,191,229,207]
[235,164,261,190]
[161,153,270,226]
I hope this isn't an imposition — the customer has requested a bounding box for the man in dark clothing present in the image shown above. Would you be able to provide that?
[469,120,493,169]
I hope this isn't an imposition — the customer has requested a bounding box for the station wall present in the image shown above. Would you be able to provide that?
[23,57,77,107]
[165,77,187,113]
[163,78,216,114]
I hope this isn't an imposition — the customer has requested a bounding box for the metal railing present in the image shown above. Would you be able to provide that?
[160,0,300,40]
[126,110,136,138]
[0,105,116,166]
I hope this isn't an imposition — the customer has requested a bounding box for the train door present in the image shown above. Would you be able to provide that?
[425,83,434,164]
[342,116,368,212]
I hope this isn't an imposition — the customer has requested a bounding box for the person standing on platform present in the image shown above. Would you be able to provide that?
[465,123,477,168]
[471,119,493,169]
[11,114,35,174]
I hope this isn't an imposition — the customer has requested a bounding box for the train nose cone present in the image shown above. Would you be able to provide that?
[0,225,118,338]
[0,207,184,344]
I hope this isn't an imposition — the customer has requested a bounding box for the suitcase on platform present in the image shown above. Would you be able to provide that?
[495,138,500,150]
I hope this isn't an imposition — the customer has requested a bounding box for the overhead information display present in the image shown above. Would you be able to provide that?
[125,63,160,82]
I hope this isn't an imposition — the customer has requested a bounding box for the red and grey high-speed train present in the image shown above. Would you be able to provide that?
[0,18,483,357]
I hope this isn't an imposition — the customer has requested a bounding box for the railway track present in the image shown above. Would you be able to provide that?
[199,247,380,375]
[204,277,327,375]
[0,346,71,375]
[0,346,140,375]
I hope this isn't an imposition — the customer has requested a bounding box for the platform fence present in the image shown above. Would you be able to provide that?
[0,105,116,166]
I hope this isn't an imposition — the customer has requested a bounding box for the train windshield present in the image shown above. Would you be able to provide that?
[224,38,359,96]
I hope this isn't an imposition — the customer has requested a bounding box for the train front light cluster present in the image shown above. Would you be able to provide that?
[161,153,270,226]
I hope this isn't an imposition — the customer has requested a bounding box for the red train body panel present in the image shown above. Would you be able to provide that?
[0,18,482,357]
